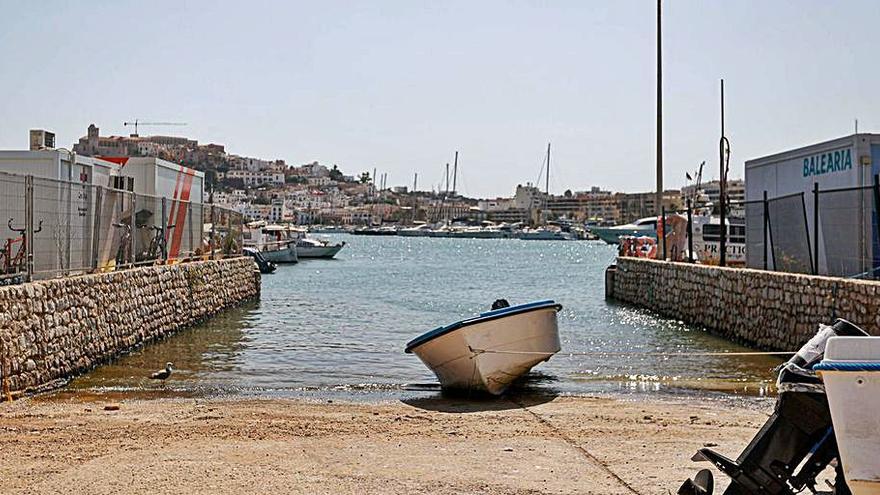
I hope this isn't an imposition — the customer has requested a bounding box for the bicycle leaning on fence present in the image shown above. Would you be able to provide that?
[112,222,133,267]
[1,217,43,284]
[144,224,175,263]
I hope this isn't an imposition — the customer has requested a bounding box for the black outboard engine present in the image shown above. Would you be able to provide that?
[679,319,869,495]
[491,299,510,310]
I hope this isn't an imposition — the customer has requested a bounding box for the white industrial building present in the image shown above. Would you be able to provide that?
[745,133,880,277]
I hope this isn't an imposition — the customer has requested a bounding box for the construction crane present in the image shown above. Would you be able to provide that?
[123,120,187,137]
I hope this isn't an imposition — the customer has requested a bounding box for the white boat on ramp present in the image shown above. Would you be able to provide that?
[405,300,562,395]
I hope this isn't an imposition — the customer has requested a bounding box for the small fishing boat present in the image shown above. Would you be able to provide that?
[405,300,562,395]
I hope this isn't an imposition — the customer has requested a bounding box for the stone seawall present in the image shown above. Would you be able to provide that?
[0,257,259,397]
[610,257,880,350]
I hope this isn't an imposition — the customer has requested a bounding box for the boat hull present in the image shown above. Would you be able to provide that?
[257,244,298,263]
[296,244,344,259]
[408,305,561,395]
[816,336,880,495]
[589,226,656,245]
[398,230,432,237]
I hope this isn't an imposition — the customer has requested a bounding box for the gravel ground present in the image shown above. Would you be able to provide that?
[0,394,772,494]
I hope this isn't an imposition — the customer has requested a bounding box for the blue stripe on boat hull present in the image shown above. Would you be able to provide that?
[405,300,562,353]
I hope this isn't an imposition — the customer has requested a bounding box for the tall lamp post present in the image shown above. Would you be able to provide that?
[655,0,663,216]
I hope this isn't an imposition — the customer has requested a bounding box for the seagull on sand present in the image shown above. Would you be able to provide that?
[150,362,173,380]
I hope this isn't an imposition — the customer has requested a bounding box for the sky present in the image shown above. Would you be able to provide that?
[2,0,879,198]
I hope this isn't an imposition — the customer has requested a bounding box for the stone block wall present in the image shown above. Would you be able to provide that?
[610,257,880,350]
[0,257,259,396]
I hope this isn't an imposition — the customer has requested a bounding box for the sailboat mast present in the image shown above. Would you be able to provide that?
[444,163,450,197]
[452,151,458,196]
[545,142,551,195]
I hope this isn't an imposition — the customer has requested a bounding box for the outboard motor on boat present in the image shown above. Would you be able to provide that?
[679,319,869,495]
[491,299,510,310]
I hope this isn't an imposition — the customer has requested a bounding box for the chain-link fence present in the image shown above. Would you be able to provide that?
[0,171,244,284]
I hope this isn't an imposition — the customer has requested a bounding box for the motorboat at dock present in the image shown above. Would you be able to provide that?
[517,227,576,241]
[587,217,658,245]
[405,300,562,395]
[294,236,345,259]
[243,222,298,263]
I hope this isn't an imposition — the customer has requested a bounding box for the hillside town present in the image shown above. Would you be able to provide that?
[70,123,745,227]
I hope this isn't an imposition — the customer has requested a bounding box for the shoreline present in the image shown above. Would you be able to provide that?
[1,393,770,494]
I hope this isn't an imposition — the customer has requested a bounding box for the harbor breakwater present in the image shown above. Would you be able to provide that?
[609,257,880,350]
[0,257,259,397]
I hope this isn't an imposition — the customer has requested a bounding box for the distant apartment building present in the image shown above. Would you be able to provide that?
[477,198,516,211]
[224,169,284,186]
[544,187,617,221]
[227,155,280,172]
[473,185,541,223]
[213,189,248,206]
[269,199,287,223]
[239,203,272,221]
[298,162,330,178]
[680,178,746,206]
[614,189,682,223]
[307,176,334,187]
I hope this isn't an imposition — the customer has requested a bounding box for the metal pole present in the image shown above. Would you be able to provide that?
[873,175,880,279]
[763,190,769,270]
[801,192,814,274]
[210,204,216,260]
[719,79,727,267]
[91,185,103,271]
[238,210,244,255]
[187,201,194,260]
[655,0,663,215]
[686,198,694,263]
[228,209,234,258]
[130,192,137,267]
[161,196,168,262]
[25,175,34,281]
[813,182,819,275]
[661,205,667,260]
[766,193,777,270]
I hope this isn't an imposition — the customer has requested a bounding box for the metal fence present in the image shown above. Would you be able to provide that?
[648,176,880,280]
[0,170,244,284]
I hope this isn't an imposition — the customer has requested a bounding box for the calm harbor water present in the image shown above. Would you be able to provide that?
[64,235,783,400]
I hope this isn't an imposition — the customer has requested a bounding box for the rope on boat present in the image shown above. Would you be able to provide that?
[508,397,644,495]
[469,347,796,358]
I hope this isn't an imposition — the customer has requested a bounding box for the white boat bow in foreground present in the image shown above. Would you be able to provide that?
[405,300,562,395]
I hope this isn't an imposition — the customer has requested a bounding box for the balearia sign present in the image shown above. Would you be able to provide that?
[803,148,852,178]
